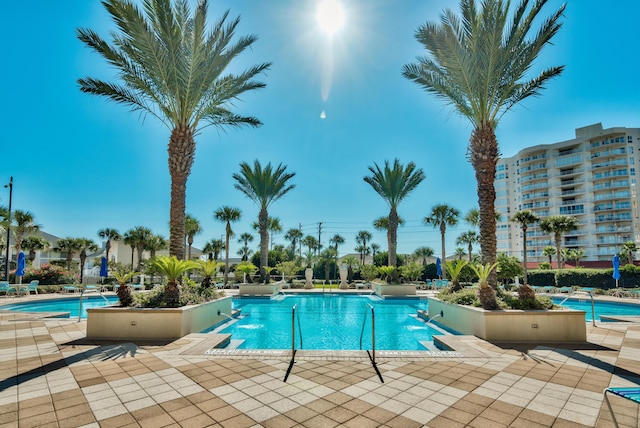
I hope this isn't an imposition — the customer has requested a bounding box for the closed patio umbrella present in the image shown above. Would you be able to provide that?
[100,257,108,290]
[16,251,25,285]
[436,257,442,278]
[613,254,621,296]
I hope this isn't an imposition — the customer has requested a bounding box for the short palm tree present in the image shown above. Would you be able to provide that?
[424,204,460,279]
[203,239,225,261]
[184,215,202,261]
[456,231,479,262]
[364,159,424,277]
[54,237,82,271]
[341,256,359,283]
[78,0,270,260]
[469,262,499,310]
[112,269,139,307]
[377,265,396,284]
[404,0,565,292]
[621,241,638,265]
[127,226,153,270]
[12,210,40,253]
[214,206,242,283]
[510,210,539,291]
[284,229,303,258]
[302,235,319,267]
[153,256,199,307]
[236,261,258,283]
[454,248,467,261]
[237,233,254,261]
[146,234,167,258]
[21,236,49,264]
[445,259,468,292]
[233,161,295,282]
[97,228,121,264]
[196,259,224,288]
[355,231,373,265]
[540,215,579,269]
[542,246,556,267]
[414,246,434,265]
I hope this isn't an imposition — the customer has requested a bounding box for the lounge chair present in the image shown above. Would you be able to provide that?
[604,387,640,428]
[25,281,39,295]
[84,285,98,293]
[558,286,573,293]
[132,283,145,291]
[0,281,15,297]
[63,285,79,293]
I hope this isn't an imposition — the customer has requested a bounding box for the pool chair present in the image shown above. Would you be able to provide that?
[84,285,98,293]
[132,284,145,291]
[604,387,640,428]
[0,281,15,297]
[541,286,555,293]
[558,286,573,293]
[63,285,79,293]
[25,280,39,295]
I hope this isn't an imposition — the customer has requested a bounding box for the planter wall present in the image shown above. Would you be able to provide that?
[238,284,278,296]
[427,298,586,342]
[86,297,232,340]
[375,284,416,296]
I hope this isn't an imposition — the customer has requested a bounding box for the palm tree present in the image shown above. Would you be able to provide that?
[77,238,99,283]
[404,0,564,290]
[364,159,424,276]
[284,228,303,258]
[329,234,345,255]
[203,239,225,261]
[123,230,137,269]
[233,160,295,282]
[540,215,579,269]
[252,217,284,250]
[621,241,638,265]
[112,268,139,307]
[184,214,202,260]
[454,247,466,261]
[542,246,556,267]
[302,235,319,266]
[511,210,539,286]
[456,231,479,262]
[12,210,40,253]
[319,248,337,281]
[355,230,373,265]
[371,243,381,260]
[196,259,224,288]
[341,255,359,283]
[146,234,167,258]
[445,259,468,292]
[78,0,270,260]
[153,256,199,307]
[21,236,49,264]
[97,228,121,264]
[414,246,434,265]
[125,226,153,270]
[214,206,242,284]
[54,238,82,271]
[424,204,460,279]
[464,208,503,229]
[469,262,499,310]
[237,233,254,261]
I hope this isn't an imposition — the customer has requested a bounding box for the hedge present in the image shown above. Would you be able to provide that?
[527,266,640,289]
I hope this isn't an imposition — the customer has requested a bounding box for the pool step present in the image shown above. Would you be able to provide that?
[223,339,245,350]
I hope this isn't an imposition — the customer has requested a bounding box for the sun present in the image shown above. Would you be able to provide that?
[317,0,345,35]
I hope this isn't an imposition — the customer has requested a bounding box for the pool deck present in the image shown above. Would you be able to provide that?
[1,291,640,427]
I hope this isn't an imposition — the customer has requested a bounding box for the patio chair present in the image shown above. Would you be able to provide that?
[63,285,79,293]
[26,280,39,295]
[0,281,14,297]
[558,286,573,293]
[132,284,145,291]
[84,285,98,293]
[604,387,640,428]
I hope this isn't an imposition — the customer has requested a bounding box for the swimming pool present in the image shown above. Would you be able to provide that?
[552,297,640,321]
[0,295,119,318]
[208,294,449,351]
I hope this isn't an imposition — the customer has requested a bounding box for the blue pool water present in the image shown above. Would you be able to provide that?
[552,297,640,321]
[0,295,119,318]
[208,294,447,351]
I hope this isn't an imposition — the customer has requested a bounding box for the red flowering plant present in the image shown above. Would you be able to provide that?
[23,263,79,285]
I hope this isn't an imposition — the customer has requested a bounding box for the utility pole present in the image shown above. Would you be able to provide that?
[298,223,302,258]
[4,177,13,281]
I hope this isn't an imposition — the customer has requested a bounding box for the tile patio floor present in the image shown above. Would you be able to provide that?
[1,296,640,427]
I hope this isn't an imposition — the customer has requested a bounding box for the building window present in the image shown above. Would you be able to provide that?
[632,168,636,176]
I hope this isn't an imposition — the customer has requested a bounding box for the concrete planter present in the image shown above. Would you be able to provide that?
[238,284,278,296]
[86,296,232,340]
[427,298,587,342]
[375,284,416,296]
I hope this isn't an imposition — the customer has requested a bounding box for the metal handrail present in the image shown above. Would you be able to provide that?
[359,305,369,350]
[285,303,303,382]
[558,290,596,327]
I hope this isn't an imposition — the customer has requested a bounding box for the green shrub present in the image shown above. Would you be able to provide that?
[438,288,480,306]
[527,270,556,287]
[23,264,79,285]
[133,279,223,308]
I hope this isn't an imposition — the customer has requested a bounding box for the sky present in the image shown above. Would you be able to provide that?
[1,0,639,260]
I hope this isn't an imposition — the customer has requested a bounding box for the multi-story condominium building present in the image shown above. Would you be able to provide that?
[495,123,640,264]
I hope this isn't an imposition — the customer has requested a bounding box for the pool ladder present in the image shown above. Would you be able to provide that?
[359,304,384,383]
[558,290,596,327]
[77,289,112,322]
[284,304,303,382]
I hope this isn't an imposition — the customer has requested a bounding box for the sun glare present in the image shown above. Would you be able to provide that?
[317,0,345,35]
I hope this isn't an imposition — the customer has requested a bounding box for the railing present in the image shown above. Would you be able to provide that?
[359,304,383,383]
[558,290,596,327]
[284,304,303,382]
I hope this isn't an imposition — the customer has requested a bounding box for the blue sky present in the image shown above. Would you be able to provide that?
[1,0,639,259]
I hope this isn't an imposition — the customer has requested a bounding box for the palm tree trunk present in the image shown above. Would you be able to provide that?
[259,208,269,283]
[224,224,231,284]
[555,233,562,269]
[468,243,473,262]
[470,122,499,288]
[136,244,144,270]
[522,225,528,284]
[440,224,447,280]
[388,209,399,282]
[168,125,195,260]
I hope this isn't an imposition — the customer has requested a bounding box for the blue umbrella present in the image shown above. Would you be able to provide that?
[16,251,26,284]
[100,256,108,278]
[613,254,621,282]
[436,257,442,278]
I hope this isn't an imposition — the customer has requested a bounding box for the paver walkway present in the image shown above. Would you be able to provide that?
[1,302,640,427]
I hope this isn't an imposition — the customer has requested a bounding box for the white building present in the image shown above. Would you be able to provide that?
[495,123,640,264]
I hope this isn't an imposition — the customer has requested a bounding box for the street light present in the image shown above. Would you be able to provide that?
[4,177,12,281]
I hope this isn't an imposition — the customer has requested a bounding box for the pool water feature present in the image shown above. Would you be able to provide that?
[207,294,449,350]
[1,295,119,318]
[552,297,640,321]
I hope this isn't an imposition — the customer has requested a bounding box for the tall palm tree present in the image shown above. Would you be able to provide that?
[252,217,283,250]
[214,206,242,284]
[146,234,167,258]
[203,238,225,261]
[424,204,460,279]
[78,0,270,260]
[511,209,539,285]
[302,235,319,266]
[364,159,424,276]
[329,234,345,254]
[77,238,99,283]
[97,228,121,264]
[373,216,405,232]
[237,233,254,261]
[125,226,153,270]
[414,246,434,265]
[54,237,82,271]
[371,243,381,260]
[540,215,579,269]
[284,228,303,258]
[123,230,137,269]
[355,230,373,265]
[184,214,202,260]
[456,230,479,262]
[404,0,564,290]
[12,210,40,253]
[233,160,295,282]
[21,236,49,264]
